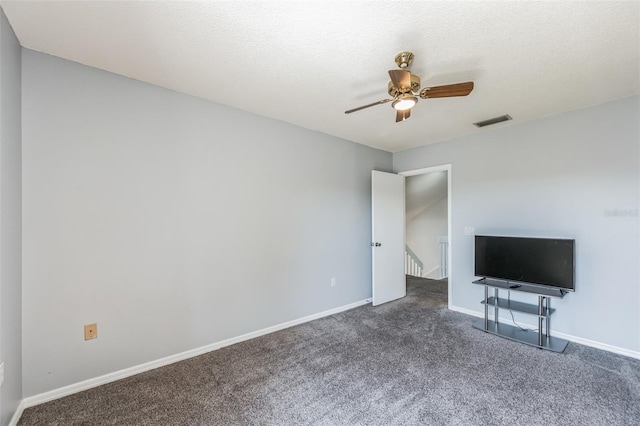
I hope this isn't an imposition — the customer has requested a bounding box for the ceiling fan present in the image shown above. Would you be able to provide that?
[345,52,474,122]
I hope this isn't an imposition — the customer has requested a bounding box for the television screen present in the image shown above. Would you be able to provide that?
[475,235,575,291]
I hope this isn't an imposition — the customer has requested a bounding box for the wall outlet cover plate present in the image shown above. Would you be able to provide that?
[84,323,98,340]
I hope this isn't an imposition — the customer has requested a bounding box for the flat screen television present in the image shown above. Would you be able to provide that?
[475,235,575,291]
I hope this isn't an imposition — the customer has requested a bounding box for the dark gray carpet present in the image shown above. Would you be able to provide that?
[18,276,640,425]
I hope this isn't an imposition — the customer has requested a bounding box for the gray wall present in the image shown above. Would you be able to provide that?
[21,50,391,397]
[0,7,22,426]
[394,96,640,353]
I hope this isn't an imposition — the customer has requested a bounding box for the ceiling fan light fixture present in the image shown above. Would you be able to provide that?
[392,96,417,111]
[344,52,474,123]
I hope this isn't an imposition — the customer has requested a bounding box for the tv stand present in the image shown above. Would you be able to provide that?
[472,278,569,353]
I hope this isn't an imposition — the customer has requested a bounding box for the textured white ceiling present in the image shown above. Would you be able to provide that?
[2,1,638,152]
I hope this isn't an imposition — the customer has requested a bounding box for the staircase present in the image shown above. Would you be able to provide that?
[405,245,423,277]
[405,238,448,279]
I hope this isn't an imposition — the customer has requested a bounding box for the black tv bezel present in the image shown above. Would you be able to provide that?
[474,235,576,292]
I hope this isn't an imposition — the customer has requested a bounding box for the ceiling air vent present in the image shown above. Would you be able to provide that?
[473,114,512,128]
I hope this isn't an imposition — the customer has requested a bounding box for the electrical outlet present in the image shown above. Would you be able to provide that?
[330,277,336,287]
[84,323,98,341]
[465,227,475,235]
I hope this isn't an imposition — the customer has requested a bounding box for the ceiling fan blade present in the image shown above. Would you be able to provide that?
[345,98,393,114]
[389,70,412,90]
[395,108,411,122]
[420,82,474,99]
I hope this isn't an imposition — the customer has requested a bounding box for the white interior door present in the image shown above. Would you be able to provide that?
[371,170,406,306]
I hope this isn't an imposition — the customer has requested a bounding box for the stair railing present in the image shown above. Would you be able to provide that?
[405,245,423,277]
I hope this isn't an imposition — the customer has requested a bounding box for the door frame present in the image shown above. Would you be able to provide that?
[399,164,452,309]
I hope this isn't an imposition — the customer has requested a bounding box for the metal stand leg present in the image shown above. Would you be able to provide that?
[494,288,499,328]
[484,285,489,330]
[546,298,550,339]
[538,295,544,346]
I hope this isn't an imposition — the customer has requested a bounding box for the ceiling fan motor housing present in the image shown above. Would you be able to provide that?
[388,74,421,97]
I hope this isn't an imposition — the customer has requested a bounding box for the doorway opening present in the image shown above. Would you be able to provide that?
[400,165,452,308]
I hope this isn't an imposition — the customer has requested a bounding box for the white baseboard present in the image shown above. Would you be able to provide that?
[8,400,24,426]
[449,305,483,318]
[22,298,371,409]
[450,305,640,360]
[550,330,640,360]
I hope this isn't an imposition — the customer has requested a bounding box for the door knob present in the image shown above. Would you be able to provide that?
[371,242,382,247]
